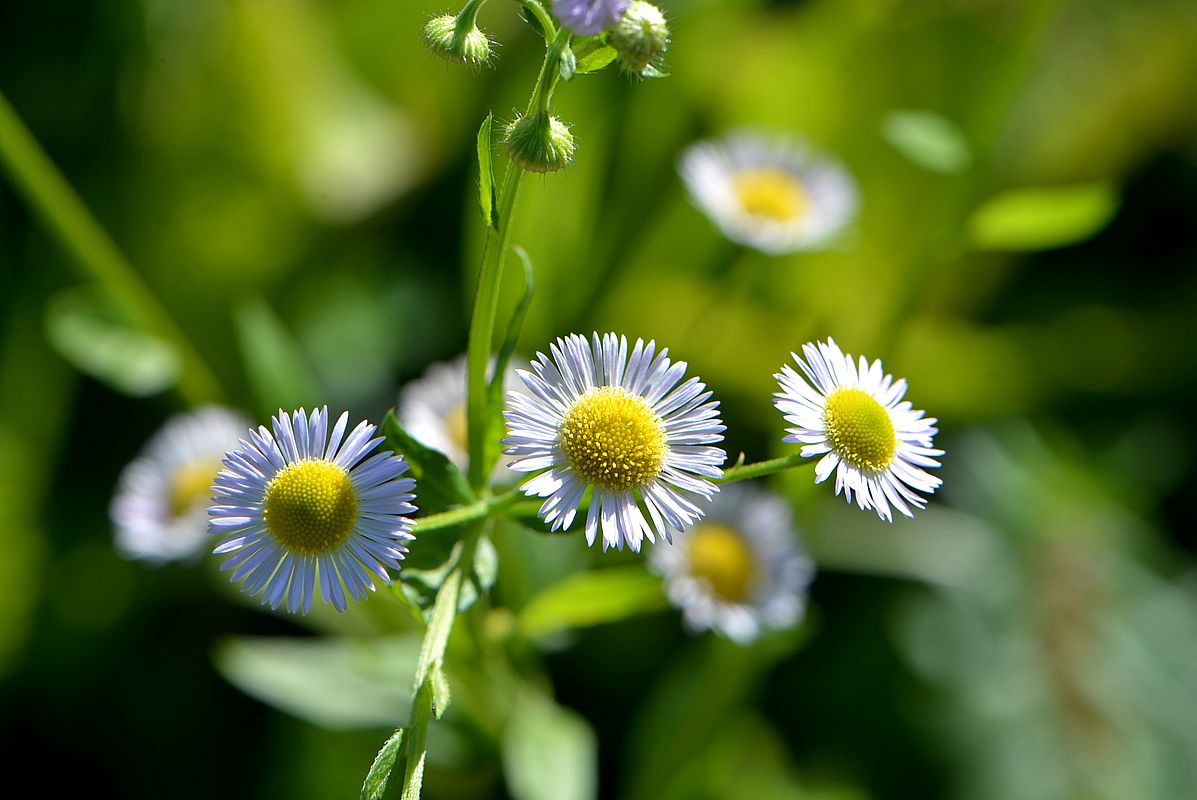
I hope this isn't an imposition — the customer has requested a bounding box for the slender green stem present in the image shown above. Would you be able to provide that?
[717,452,810,484]
[413,490,521,533]
[454,0,487,36]
[0,90,222,405]
[512,0,557,42]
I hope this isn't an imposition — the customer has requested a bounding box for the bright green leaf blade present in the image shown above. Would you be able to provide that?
[234,297,321,415]
[45,286,180,396]
[502,687,598,800]
[576,45,618,74]
[429,662,452,719]
[382,409,474,514]
[477,113,497,229]
[882,110,971,174]
[518,566,667,639]
[361,728,405,800]
[414,565,462,688]
[969,183,1119,251]
[214,635,420,730]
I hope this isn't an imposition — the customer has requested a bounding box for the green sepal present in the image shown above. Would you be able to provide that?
[361,728,406,800]
[382,409,474,514]
[477,112,497,229]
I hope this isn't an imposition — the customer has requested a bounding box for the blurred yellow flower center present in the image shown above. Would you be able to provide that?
[447,402,469,457]
[824,388,897,472]
[733,168,809,223]
[169,460,221,518]
[559,387,667,492]
[687,524,755,603]
[263,459,358,555]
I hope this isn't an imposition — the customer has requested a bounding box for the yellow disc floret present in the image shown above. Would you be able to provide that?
[687,524,756,603]
[823,388,897,472]
[169,460,222,518]
[732,168,809,223]
[263,459,359,555]
[559,387,667,492]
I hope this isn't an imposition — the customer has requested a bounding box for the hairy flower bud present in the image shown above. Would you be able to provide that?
[503,113,575,173]
[421,13,493,67]
[609,1,669,74]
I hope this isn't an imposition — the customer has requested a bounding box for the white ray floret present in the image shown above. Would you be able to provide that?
[773,338,943,522]
[110,406,250,563]
[649,482,814,644]
[209,407,417,614]
[679,130,858,254]
[503,332,727,552]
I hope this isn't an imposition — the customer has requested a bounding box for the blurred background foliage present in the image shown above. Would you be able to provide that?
[3,0,1197,797]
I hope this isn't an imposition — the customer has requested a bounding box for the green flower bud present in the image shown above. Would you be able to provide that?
[422,13,493,67]
[609,1,669,75]
[503,113,575,173]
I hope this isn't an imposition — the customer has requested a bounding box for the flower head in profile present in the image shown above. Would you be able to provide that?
[209,407,416,614]
[649,482,813,644]
[397,354,521,480]
[504,333,726,552]
[553,0,630,36]
[679,131,858,254]
[774,339,942,521]
[110,406,249,563]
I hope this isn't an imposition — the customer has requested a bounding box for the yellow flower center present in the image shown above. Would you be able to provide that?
[559,386,667,492]
[732,168,810,223]
[687,524,756,603]
[263,459,359,555]
[168,460,222,518]
[823,388,897,472]
[446,402,469,457]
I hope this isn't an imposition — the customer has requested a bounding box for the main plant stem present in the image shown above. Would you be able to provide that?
[0,91,221,405]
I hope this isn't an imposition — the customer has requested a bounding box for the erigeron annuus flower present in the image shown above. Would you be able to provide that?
[553,0,630,36]
[773,338,943,521]
[209,407,416,614]
[110,406,249,563]
[397,354,520,479]
[503,333,726,552]
[649,482,814,644]
[679,131,858,254]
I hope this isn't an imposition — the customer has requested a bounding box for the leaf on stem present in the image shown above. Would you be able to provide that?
[478,112,497,229]
[382,409,474,514]
[517,566,667,639]
[968,183,1119,251]
[235,297,321,416]
[575,45,618,74]
[360,728,406,800]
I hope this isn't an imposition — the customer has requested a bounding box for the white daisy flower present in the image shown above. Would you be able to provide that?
[503,332,727,552]
[679,130,858,254]
[649,482,813,644]
[397,354,520,480]
[773,338,943,521]
[110,406,250,563]
[209,407,417,614]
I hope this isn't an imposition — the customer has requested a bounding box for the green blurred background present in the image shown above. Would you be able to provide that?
[3,0,1197,797]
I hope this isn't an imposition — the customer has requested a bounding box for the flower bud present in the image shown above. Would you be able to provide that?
[609,1,669,75]
[503,113,575,173]
[421,13,493,67]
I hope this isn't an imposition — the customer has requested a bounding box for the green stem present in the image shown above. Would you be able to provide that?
[0,90,222,405]
[717,452,810,484]
[413,490,521,533]
[454,0,487,36]
[512,0,557,42]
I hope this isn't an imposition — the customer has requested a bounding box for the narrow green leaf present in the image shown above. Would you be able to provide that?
[969,183,1119,251]
[518,566,667,639]
[361,728,406,800]
[576,45,618,74]
[502,687,598,800]
[234,297,321,416]
[45,286,180,397]
[400,682,434,800]
[882,110,971,174]
[477,113,497,229]
[414,563,463,689]
[559,45,577,82]
[214,636,420,730]
[429,662,452,719]
[485,245,535,472]
[382,409,474,514]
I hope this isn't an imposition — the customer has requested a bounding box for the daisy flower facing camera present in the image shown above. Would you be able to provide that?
[111,406,249,563]
[504,333,726,552]
[650,482,813,645]
[774,339,943,521]
[209,407,417,614]
[679,131,858,254]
